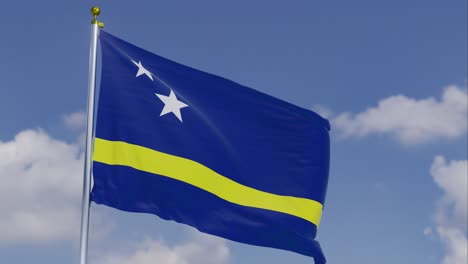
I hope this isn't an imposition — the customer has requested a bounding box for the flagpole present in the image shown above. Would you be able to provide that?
[79,7,103,264]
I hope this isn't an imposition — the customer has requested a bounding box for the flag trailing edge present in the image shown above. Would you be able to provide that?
[91,30,330,264]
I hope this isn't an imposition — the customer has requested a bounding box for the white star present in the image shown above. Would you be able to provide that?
[132,60,154,81]
[155,90,189,122]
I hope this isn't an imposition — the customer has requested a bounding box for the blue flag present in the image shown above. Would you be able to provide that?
[92,30,330,263]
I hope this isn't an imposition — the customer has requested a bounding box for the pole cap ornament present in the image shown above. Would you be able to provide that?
[91,6,104,28]
[91,6,100,16]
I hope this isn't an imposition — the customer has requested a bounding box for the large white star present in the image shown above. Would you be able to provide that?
[131,60,154,81]
[155,90,189,122]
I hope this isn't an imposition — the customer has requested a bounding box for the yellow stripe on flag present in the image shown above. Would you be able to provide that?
[93,138,323,226]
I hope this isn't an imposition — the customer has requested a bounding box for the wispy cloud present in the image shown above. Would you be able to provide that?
[63,110,87,148]
[312,104,333,119]
[63,111,86,130]
[95,233,230,264]
[332,85,467,144]
[0,129,83,243]
[429,156,467,264]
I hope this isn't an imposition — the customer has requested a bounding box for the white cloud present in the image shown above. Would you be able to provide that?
[436,227,467,264]
[423,227,434,237]
[63,111,86,130]
[0,129,84,243]
[96,233,230,264]
[63,111,87,149]
[430,156,467,264]
[0,121,222,264]
[312,104,333,119]
[333,85,467,144]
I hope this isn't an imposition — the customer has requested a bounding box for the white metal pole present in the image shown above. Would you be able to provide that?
[79,6,102,264]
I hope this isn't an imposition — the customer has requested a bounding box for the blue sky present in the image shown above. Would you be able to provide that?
[0,1,466,264]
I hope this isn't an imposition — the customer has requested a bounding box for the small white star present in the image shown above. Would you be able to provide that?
[155,90,189,122]
[132,60,154,81]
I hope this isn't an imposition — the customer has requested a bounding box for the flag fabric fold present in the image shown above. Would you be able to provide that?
[92,30,330,264]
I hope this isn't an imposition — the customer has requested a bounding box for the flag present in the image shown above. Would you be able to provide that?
[92,30,330,263]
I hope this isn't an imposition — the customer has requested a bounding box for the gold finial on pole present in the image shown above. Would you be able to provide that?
[90,6,104,28]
